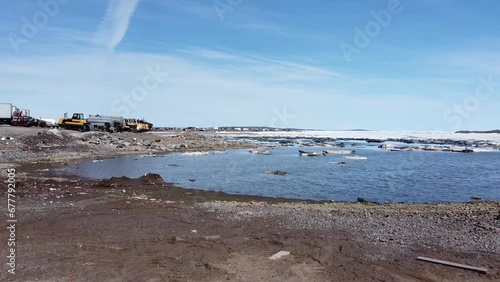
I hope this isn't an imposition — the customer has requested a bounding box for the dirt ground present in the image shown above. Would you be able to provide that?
[0,126,499,281]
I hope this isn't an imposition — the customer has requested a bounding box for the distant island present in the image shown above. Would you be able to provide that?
[456,130,500,134]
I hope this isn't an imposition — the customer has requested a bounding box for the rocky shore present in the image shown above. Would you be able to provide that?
[0,126,254,166]
[226,135,500,153]
[0,126,499,281]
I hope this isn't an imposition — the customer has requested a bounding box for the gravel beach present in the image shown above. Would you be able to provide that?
[0,126,499,281]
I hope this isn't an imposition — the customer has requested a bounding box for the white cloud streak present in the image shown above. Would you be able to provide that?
[96,0,141,52]
[177,47,340,82]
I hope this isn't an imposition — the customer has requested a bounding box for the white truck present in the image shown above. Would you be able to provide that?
[0,103,14,124]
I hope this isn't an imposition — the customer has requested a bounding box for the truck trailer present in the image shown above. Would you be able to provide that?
[0,103,14,124]
[86,114,126,132]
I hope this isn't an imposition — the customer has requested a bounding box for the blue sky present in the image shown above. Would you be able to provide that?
[0,0,499,130]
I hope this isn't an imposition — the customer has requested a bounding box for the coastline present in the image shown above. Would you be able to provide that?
[1,126,499,281]
[210,130,500,142]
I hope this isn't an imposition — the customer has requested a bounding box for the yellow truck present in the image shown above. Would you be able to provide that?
[58,113,87,131]
[125,118,153,132]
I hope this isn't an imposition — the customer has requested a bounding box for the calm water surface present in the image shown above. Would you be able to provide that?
[67,145,500,203]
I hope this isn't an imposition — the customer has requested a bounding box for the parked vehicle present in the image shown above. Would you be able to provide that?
[58,112,87,131]
[58,112,152,133]
[33,118,47,127]
[11,109,34,127]
[86,114,126,132]
[125,118,153,132]
[40,118,57,128]
[0,103,14,124]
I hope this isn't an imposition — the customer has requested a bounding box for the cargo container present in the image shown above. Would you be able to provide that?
[0,103,14,124]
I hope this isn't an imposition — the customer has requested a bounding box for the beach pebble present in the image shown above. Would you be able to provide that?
[269,251,290,260]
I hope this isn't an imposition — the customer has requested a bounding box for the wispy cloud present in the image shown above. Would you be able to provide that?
[177,47,340,82]
[95,0,141,52]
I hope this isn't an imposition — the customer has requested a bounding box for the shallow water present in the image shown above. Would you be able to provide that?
[67,145,500,203]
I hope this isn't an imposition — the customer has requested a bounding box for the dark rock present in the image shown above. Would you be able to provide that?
[139,173,164,185]
[100,176,130,187]
[471,195,481,200]
[99,174,165,187]
[357,197,378,204]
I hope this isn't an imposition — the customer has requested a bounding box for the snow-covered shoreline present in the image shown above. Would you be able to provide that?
[213,130,500,142]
